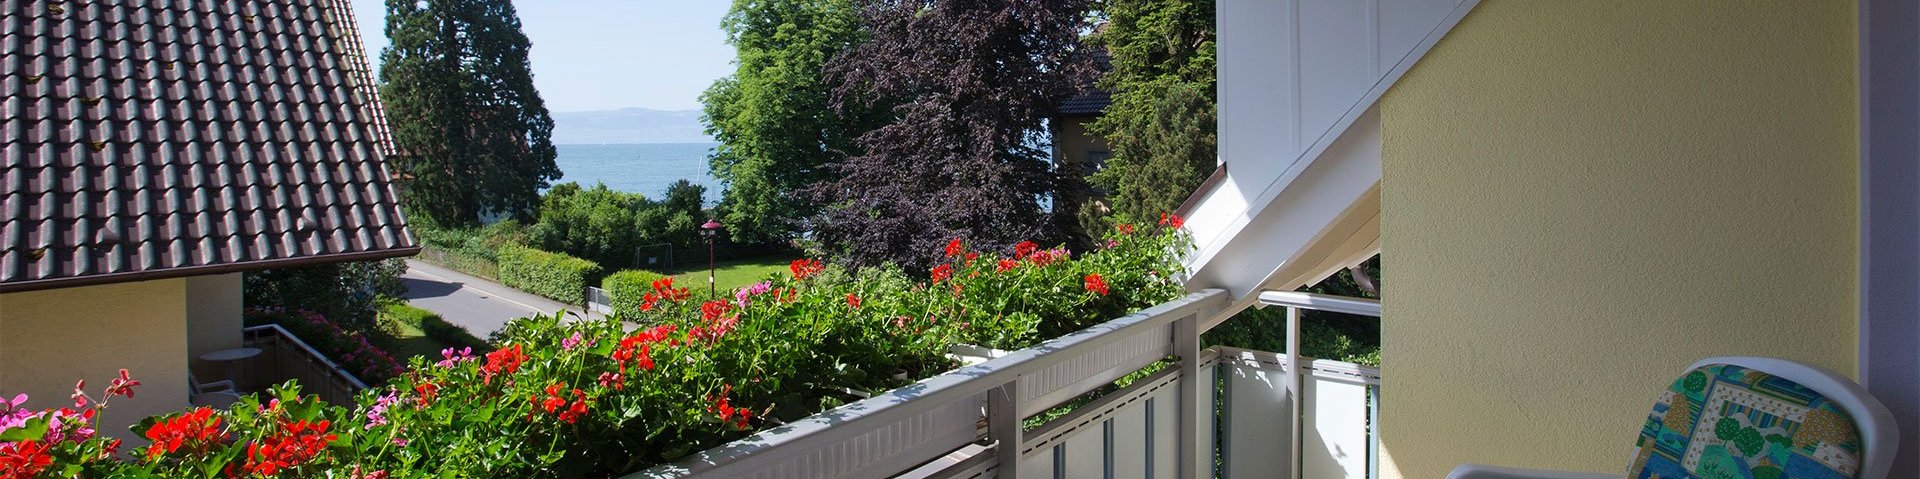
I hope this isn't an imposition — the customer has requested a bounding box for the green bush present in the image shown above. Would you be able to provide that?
[497,245,603,304]
[602,269,669,318]
[244,259,408,329]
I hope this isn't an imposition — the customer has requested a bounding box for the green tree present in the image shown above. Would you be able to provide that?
[701,0,879,246]
[380,0,560,226]
[639,179,712,258]
[530,183,651,268]
[1085,0,1217,224]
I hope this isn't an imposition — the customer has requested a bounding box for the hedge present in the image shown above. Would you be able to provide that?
[416,246,500,280]
[602,269,669,319]
[497,244,603,305]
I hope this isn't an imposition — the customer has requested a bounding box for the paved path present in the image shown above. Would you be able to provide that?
[401,259,600,338]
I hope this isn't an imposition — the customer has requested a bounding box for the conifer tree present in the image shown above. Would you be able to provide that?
[380,0,559,226]
[1085,0,1217,224]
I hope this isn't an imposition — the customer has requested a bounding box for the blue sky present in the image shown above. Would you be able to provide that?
[346,0,736,112]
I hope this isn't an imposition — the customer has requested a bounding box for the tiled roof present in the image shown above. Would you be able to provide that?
[1057,89,1110,117]
[1056,48,1111,117]
[0,0,417,293]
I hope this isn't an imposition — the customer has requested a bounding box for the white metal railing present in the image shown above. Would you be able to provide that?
[587,286,613,314]
[632,289,1230,479]
[628,288,1380,479]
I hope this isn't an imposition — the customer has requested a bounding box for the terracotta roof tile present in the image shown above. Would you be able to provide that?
[0,0,416,293]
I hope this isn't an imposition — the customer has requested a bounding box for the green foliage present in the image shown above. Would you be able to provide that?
[6,222,1192,477]
[1201,255,1383,366]
[530,183,651,268]
[529,181,711,270]
[1084,0,1218,224]
[243,259,409,329]
[602,269,669,319]
[635,179,712,260]
[496,245,603,305]
[702,0,879,245]
[417,220,531,261]
[379,0,559,226]
[415,221,532,279]
[380,300,490,353]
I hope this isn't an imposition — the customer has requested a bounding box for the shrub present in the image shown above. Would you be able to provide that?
[243,259,408,329]
[497,245,603,304]
[602,269,669,318]
[531,182,652,268]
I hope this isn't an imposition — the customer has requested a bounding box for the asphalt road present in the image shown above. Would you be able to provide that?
[400,260,598,338]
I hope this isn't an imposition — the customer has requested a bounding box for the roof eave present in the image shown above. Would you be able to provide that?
[0,247,422,295]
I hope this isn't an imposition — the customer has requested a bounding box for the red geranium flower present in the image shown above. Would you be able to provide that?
[143,407,224,459]
[930,264,953,283]
[995,259,1019,273]
[1013,241,1038,259]
[845,293,861,309]
[1159,212,1185,229]
[0,441,52,478]
[105,368,140,400]
[641,292,660,312]
[701,300,732,322]
[1114,224,1136,235]
[482,344,527,385]
[790,259,826,280]
[1083,273,1110,296]
[234,419,335,476]
[413,382,439,407]
[945,238,964,257]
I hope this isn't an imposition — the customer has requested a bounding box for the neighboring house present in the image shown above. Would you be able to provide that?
[0,0,415,438]
[1050,49,1112,213]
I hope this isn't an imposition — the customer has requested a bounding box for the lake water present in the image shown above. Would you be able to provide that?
[553,143,722,204]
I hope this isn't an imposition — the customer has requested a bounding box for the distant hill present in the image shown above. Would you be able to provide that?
[549,107,712,144]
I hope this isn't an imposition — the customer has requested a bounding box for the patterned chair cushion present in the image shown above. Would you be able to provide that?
[1627,364,1863,479]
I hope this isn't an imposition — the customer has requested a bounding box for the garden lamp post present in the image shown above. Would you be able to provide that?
[701,220,722,298]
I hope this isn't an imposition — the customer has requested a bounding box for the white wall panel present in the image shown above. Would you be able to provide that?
[1112,402,1149,478]
[1223,363,1293,478]
[1302,378,1372,479]
[1190,0,1475,300]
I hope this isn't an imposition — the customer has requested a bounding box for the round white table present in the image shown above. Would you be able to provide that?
[200,347,262,390]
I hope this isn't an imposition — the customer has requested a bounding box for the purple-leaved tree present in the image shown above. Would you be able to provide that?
[811,0,1096,271]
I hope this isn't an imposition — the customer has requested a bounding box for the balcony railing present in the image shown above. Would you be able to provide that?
[240,324,371,404]
[629,288,1382,479]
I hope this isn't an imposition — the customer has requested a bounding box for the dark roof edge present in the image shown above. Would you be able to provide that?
[0,247,422,295]
[1175,164,1229,219]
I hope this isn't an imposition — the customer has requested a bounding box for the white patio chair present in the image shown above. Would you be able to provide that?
[188,372,243,408]
[1448,356,1899,479]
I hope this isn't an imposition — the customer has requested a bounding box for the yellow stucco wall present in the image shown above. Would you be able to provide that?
[0,279,191,442]
[1378,2,1857,477]
[186,273,245,380]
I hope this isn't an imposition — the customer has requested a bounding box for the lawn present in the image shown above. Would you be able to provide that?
[373,316,455,361]
[374,300,492,360]
[661,255,798,294]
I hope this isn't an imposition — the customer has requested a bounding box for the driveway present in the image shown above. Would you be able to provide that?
[401,260,600,338]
